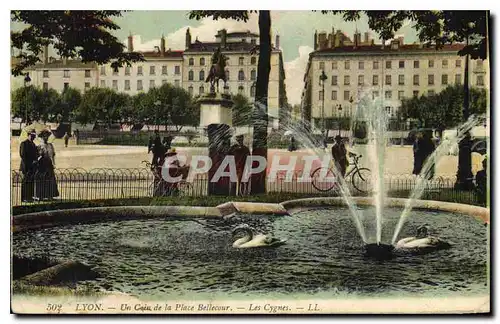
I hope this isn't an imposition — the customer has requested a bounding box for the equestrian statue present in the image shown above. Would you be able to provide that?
[205,47,228,93]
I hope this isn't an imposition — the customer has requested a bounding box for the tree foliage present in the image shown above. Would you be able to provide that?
[324,10,488,59]
[232,93,253,126]
[400,84,487,130]
[76,87,129,126]
[11,86,60,123]
[11,10,144,76]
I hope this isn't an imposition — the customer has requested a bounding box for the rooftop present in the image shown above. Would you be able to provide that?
[311,43,466,55]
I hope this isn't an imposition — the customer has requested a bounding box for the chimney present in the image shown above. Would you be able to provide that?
[220,29,227,48]
[127,33,134,52]
[318,32,327,50]
[398,36,404,45]
[275,34,280,49]
[62,56,68,65]
[371,39,375,46]
[185,28,192,50]
[314,30,318,50]
[42,44,49,64]
[160,34,166,55]
[364,32,369,44]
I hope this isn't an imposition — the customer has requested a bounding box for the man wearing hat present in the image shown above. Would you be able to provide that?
[475,156,487,205]
[331,135,349,178]
[229,135,251,196]
[19,129,38,202]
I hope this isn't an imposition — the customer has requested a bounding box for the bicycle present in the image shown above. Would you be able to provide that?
[141,160,192,196]
[311,152,372,194]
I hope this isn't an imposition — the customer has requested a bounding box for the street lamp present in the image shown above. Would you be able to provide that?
[24,72,31,125]
[319,70,328,137]
[337,104,343,136]
[154,100,161,132]
[455,21,475,190]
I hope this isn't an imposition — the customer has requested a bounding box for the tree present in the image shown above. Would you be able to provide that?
[76,87,129,128]
[57,87,82,123]
[232,93,253,126]
[189,10,271,194]
[11,86,60,123]
[11,10,144,76]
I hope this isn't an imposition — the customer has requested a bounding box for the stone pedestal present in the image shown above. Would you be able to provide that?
[198,93,234,196]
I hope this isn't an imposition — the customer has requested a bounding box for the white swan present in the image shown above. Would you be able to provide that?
[395,226,451,252]
[232,224,286,249]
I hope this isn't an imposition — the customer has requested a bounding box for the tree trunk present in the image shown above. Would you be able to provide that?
[251,10,271,195]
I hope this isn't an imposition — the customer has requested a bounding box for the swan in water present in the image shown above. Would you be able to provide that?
[395,226,451,252]
[232,224,286,249]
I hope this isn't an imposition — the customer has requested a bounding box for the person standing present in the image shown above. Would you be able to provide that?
[229,135,251,196]
[420,131,436,179]
[475,157,487,205]
[63,132,70,148]
[151,135,166,167]
[331,135,349,178]
[35,130,59,200]
[288,136,297,152]
[19,130,38,202]
[147,136,154,154]
[412,132,423,175]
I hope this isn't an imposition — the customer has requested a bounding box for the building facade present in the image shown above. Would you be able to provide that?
[301,29,489,129]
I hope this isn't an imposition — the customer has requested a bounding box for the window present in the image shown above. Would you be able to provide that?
[385,75,391,85]
[189,58,194,66]
[188,85,193,95]
[200,58,205,66]
[162,65,168,75]
[319,62,325,70]
[344,90,350,101]
[64,82,69,90]
[100,80,105,87]
[428,74,434,85]
[373,61,379,69]
[124,80,130,90]
[331,90,337,100]
[455,74,462,84]
[238,70,245,81]
[150,66,156,75]
[428,90,435,96]
[399,60,405,68]
[358,61,364,70]
[251,57,257,65]
[225,70,230,81]
[125,67,131,76]
[239,57,244,65]
[251,69,256,81]
[199,86,204,94]
[250,84,256,97]
[85,70,91,78]
[238,85,244,94]
[251,39,256,45]
[398,75,404,85]
[63,70,70,78]
[385,91,392,99]
[149,80,155,88]
[319,90,324,100]
[413,60,419,69]
[43,82,48,90]
[385,106,392,116]
[100,66,106,75]
[477,60,484,68]
[344,75,350,85]
[428,59,434,68]
[112,68,118,76]
[174,80,180,87]
[199,70,205,81]
[386,61,392,69]
[174,66,180,75]
[137,66,143,76]
[137,80,143,90]
[413,75,419,85]
[331,75,338,86]
[413,90,419,97]
[345,61,350,70]
[332,61,338,69]
[477,75,484,86]
[112,80,118,90]
[372,91,379,99]
[358,75,364,85]
[162,79,167,85]
[456,59,461,68]
[442,59,448,68]
[188,70,194,81]
[398,90,404,100]
[442,74,448,85]
[43,70,49,78]
[372,75,379,85]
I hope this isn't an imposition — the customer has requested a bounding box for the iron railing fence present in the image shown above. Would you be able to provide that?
[11,168,483,207]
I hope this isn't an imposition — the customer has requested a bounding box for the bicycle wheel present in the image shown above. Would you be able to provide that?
[311,167,337,192]
[351,168,372,194]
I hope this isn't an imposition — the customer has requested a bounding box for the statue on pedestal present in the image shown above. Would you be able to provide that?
[205,47,228,93]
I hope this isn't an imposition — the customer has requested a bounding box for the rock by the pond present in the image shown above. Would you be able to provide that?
[20,261,98,286]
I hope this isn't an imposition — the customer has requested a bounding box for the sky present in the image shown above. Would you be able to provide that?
[11,10,420,104]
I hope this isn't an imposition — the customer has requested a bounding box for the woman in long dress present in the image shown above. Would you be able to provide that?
[35,130,59,200]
